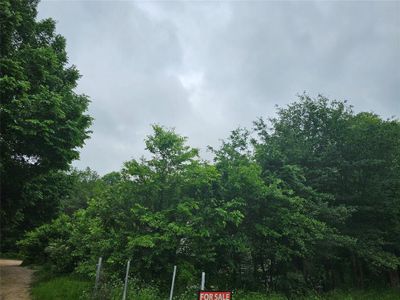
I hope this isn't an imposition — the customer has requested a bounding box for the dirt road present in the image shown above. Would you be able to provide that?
[0,259,33,300]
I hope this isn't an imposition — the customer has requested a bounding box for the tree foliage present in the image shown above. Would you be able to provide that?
[0,0,92,250]
[19,103,399,295]
[254,95,400,288]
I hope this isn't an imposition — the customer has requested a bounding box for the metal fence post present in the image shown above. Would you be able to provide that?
[169,265,177,300]
[94,257,103,297]
[122,259,131,300]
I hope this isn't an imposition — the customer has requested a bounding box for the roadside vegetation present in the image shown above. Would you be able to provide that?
[31,272,400,300]
[31,276,90,300]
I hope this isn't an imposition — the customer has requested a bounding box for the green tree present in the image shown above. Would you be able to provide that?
[105,125,241,287]
[212,128,347,294]
[0,0,92,250]
[341,113,400,287]
[60,168,102,215]
[254,94,400,288]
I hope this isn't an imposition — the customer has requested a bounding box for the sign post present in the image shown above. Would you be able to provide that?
[200,272,205,290]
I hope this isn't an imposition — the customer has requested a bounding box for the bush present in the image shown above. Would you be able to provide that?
[18,214,74,270]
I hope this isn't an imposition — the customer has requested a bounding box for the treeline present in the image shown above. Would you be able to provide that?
[19,96,400,295]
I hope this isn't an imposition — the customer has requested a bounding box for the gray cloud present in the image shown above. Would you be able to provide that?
[38,1,400,174]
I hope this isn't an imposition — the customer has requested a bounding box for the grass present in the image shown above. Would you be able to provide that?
[234,291,287,300]
[30,269,165,300]
[321,288,400,300]
[31,274,91,300]
[30,271,400,300]
[234,289,400,300]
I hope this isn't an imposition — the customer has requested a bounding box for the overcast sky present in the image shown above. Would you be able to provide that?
[38,0,400,175]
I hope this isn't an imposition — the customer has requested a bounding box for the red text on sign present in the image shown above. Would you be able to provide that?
[198,291,231,300]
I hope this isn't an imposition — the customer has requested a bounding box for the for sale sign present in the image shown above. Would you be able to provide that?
[198,291,232,300]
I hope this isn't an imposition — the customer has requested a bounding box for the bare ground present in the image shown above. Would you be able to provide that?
[0,259,34,300]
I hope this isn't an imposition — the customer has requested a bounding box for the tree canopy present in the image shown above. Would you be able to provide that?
[19,101,400,295]
[0,0,92,250]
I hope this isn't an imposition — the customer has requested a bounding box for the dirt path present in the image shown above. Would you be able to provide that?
[0,259,34,300]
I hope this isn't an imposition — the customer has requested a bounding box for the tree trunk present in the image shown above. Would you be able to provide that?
[351,254,358,287]
[356,257,364,289]
[351,253,363,288]
[302,259,308,284]
[388,269,400,287]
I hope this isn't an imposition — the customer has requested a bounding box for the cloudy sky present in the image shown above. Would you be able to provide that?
[38,1,400,175]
